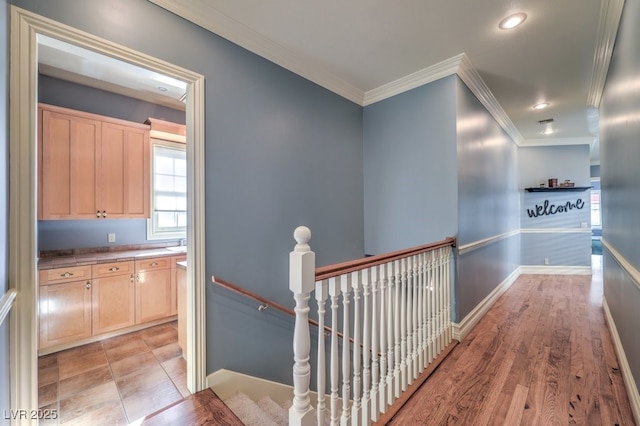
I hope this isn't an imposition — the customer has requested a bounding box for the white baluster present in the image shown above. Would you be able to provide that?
[378,263,388,414]
[387,261,396,405]
[426,251,434,364]
[439,248,447,351]
[351,271,362,426]
[445,247,452,344]
[289,226,316,426]
[405,256,414,386]
[400,257,408,392]
[329,277,340,426]
[411,255,419,380]
[341,274,352,426]
[316,280,328,426]
[435,249,443,356]
[370,265,379,422]
[361,268,371,424]
[394,259,402,398]
[417,253,425,371]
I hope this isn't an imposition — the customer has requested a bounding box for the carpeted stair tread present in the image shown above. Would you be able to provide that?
[256,396,288,426]
[224,392,279,426]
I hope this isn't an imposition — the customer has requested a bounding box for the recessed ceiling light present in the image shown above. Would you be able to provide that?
[533,102,550,110]
[157,86,168,92]
[499,13,527,30]
[542,127,555,135]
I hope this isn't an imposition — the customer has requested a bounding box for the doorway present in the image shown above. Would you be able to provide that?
[9,6,207,418]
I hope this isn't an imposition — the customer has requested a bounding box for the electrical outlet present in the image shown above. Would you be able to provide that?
[544,258,549,265]
[108,233,116,243]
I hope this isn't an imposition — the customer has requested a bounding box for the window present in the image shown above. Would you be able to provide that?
[147,140,186,239]
[591,190,601,227]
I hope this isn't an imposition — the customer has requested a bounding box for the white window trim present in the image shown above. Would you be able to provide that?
[147,138,187,240]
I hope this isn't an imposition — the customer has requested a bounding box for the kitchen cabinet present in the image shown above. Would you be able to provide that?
[170,254,187,315]
[176,262,187,359]
[38,266,93,349]
[38,103,150,220]
[91,261,136,335]
[135,256,172,323]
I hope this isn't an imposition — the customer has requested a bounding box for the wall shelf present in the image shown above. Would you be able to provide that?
[525,187,591,193]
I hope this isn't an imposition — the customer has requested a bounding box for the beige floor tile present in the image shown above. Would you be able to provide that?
[109,351,158,380]
[115,363,169,399]
[104,336,150,364]
[161,356,187,379]
[38,382,58,408]
[58,365,113,400]
[121,379,182,423]
[152,342,182,363]
[57,342,108,380]
[59,381,120,424]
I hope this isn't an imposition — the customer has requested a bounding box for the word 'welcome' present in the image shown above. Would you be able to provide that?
[527,199,585,218]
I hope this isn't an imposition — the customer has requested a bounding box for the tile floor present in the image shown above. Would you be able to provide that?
[38,321,190,425]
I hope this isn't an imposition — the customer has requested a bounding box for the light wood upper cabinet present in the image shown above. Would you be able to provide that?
[40,108,101,219]
[38,103,150,220]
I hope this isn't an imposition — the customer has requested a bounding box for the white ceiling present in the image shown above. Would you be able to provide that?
[40,1,626,164]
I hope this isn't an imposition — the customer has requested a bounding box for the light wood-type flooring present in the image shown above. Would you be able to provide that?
[389,257,635,425]
[37,321,190,425]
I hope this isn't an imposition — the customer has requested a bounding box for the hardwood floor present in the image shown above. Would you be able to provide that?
[37,321,190,425]
[388,258,636,425]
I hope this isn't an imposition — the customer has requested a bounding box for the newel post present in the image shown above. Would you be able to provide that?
[289,226,316,426]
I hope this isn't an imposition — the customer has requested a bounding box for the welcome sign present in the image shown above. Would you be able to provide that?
[526,198,585,218]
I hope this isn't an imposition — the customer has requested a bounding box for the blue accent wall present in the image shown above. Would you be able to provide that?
[37,75,185,251]
[599,0,640,393]
[363,76,458,255]
[13,0,365,384]
[519,145,591,267]
[1,0,9,421]
[455,77,520,322]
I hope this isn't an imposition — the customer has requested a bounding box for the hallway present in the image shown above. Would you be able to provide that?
[389,257,635,425]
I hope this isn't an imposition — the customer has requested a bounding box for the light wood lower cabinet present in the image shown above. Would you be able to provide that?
[171,255,186,316]
[38,264,94,350]
[135,257,172,324]
[39,256,178,351]
[91,261,135,335]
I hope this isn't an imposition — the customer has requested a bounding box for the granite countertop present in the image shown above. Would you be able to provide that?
[38,246,187,270]
[176,261,187,269]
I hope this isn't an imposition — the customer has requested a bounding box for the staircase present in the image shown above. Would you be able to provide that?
[224,391,291,426]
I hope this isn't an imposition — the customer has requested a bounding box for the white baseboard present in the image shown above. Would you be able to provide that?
[452,267,521,341]
[207,369,295,405]
[520,265,592,275]
[603,298,640,423]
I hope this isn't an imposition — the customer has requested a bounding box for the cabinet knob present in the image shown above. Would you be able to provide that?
[109,267,119,272]
[96,211,101,218]
[102,211,107,218]
[130,275,135,283]
[85,282,91,289]
[61,272,73,278]
[150,262,158,267]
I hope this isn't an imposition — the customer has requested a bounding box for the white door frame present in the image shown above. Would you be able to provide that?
[8,6,207,421]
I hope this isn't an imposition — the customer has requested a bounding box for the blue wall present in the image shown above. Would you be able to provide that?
[599,0,640,393]
[363,76,458,255]
[37,75,185,251]
[455,78,520,322]
[13,0,365,385]
[519,145,591,267]
[1,0,9,422]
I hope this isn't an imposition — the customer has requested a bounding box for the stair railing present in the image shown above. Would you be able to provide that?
[289,226,455,426]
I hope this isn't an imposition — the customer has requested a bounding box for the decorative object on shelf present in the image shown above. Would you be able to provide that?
[548,178,558,188]
[559,179,575,187]
[526,198,585,218]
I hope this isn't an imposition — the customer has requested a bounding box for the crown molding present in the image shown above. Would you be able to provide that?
[455,54,524,145]
[520,137,595,147]
[586,0,625,107]
[148,1,523,146]
[147,0,365,105]
[362,54,464,106]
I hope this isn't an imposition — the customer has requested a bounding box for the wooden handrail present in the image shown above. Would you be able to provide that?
[315,236,456,281]
[211,275,337,338]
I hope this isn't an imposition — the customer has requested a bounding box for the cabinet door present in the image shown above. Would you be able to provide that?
[100,122,150,219]
[92,274,136,335]
[171,255,187,316]
[39,280,92,349]
[136,268,172,323]
[40,108,100,219]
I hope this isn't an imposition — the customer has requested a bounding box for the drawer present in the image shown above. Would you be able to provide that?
[136,257,171,272]
[39,265,92,286]
[92,260,135,278]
